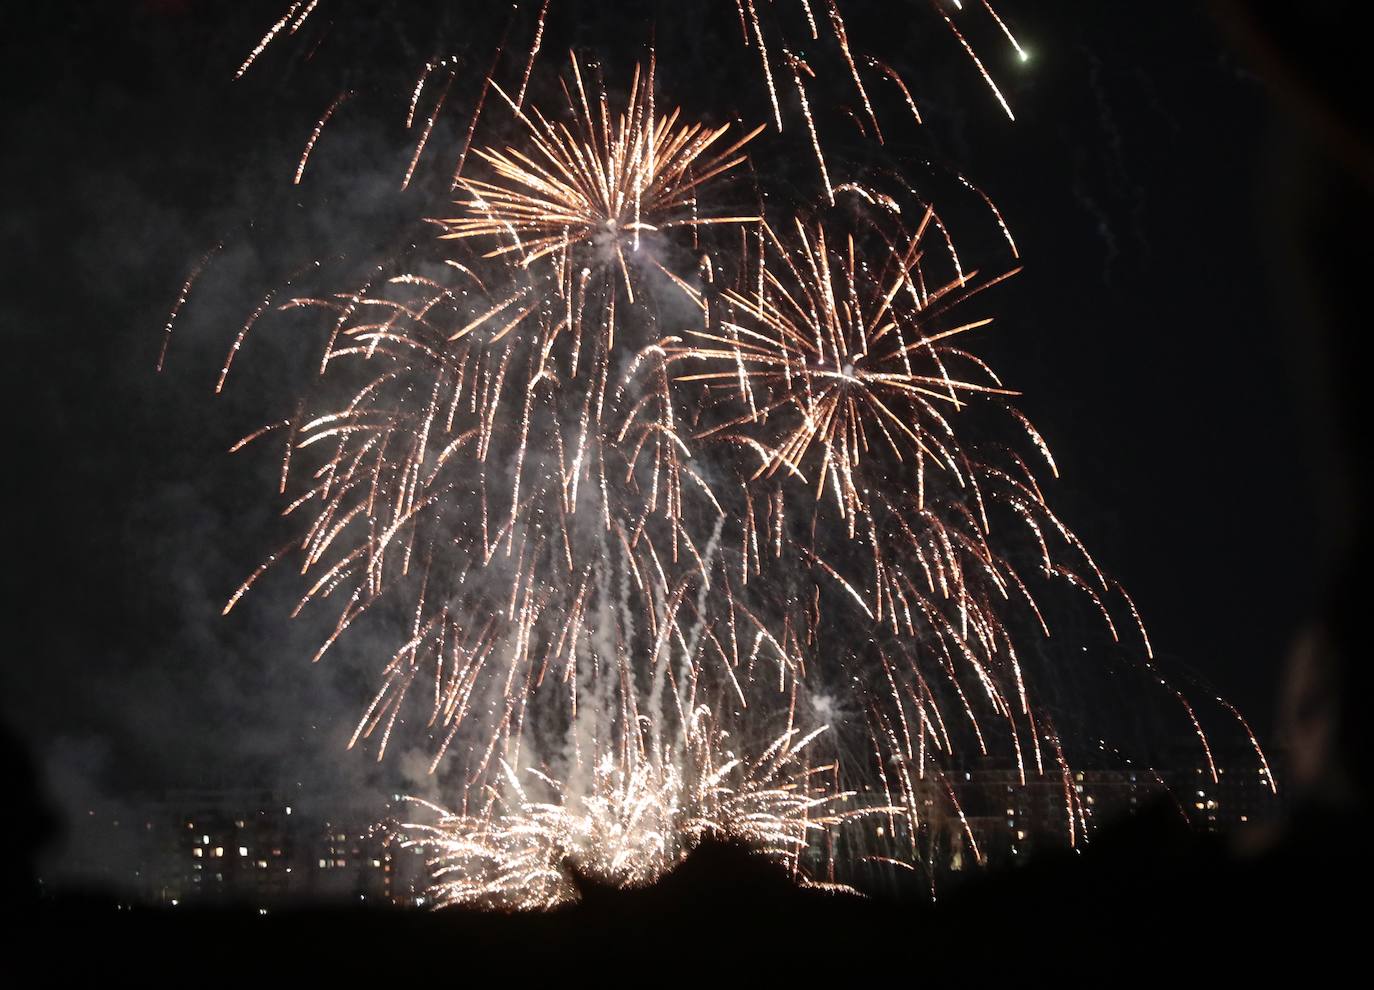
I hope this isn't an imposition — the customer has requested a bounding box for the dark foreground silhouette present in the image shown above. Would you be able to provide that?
[4,747,1362,974]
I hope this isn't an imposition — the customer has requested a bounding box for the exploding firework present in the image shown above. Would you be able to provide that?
[173,0,1274,908]
[678,211,1021,517]
[221,55,859,900]
[403,713,847,909]
[441,54,764,295]
[656,206,1121,860]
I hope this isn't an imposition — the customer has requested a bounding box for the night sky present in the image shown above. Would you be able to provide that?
[2,1,1322,847]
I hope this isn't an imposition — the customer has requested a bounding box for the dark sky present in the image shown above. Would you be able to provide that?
[2,1,1322,830]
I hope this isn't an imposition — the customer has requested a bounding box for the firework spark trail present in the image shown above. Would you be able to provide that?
[980,0,1029,62]
[234,2,309,81]
[784,52,834,204]
[936,1,1016,121]
[188,1,1276,908]
[236,0,1031,194]
[157,242,222,372]
[514,0,551,112]
[295,91,353,185]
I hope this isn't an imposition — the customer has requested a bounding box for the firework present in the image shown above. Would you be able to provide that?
[403,712,851,909]
[176,1,1275,910]
[678,213,1020,517]
[220,56,857,903]
[663,207,1128,853]
[442,54,763,293]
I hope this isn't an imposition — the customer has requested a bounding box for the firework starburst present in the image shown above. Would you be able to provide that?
[172,1,1276,910]
[442,54,762,302]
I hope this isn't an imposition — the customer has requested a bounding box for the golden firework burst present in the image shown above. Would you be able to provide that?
[441,53,763,302]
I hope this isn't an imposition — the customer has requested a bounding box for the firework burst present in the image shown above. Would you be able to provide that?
[219,56,849,901]
[403,711,851,909]
[658,207,1149,862]
[678,212,1021,518]
[172,1,1277,910]
[442,53,764,298]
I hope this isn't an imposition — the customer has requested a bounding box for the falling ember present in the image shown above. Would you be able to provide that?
[234,1,1033,192]
[936,2,1017,121]
[234,2,311,81]
[295,91,352,185]
[980,0,1029,62]
[157,242,221,373]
